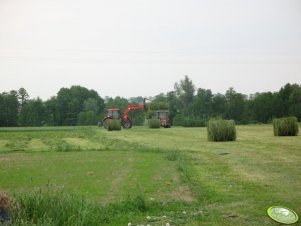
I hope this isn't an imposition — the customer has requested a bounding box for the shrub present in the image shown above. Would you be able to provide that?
[148,119,161,128]
[273,117,299,136]
[108,119,121,131]
[207,119,236,142]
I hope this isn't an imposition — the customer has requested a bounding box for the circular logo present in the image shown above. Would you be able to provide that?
[267,206,298,224]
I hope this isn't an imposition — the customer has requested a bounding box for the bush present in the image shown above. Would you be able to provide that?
[108,119,121,131]
[207,119,236,142]
[273,117,299,136]
[148,119,161,128]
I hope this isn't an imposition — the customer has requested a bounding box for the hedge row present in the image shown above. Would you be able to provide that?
[182,119,207,127]
[207,119,236,142]
[273,117,299,136]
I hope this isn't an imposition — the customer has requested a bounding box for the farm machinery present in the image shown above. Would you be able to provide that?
[156,110,171,128]
[102,98,172,129]
[102,98,147,129]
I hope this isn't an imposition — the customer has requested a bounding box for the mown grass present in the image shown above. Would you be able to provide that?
[0,125,300,225]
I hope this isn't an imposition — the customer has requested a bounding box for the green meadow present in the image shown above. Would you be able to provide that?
[0,125,300,225]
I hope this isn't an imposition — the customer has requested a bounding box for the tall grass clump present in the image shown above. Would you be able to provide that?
[108,119,121,131]
[148,119,161,128]
[9,189,152,225]
[207,119,236,142]
[10,189,98,225]
[273,117,299,136]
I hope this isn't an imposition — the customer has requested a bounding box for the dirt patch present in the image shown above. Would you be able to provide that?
[102,157,134,204]
[168,185,195,202]
[163,174,195,202]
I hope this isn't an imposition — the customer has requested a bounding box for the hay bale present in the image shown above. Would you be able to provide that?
[148,119,161,129]
[107,119,121,131]
[273,117,299,136]
[207,119,236,142]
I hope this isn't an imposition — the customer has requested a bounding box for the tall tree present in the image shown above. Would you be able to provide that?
[56,86,104,126]
[193,88,213,119]
[288,84,301,120]
[174,75,195,117]
[148,93,169,112]
[19,98,46,126]
[224,88,246,123]
[44,97,57,126]
[212,93,227,118]
[274,83,294,117]
[77,98,104,125]
[167,91,180,124]
[17,87,29,112]
[251,92,275,123]
[0,91,19,126]
[83,98,100,114]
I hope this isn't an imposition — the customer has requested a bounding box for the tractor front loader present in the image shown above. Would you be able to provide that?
[102,98,147,129]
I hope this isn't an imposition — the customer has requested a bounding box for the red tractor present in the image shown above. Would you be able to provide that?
[103,98,147,129]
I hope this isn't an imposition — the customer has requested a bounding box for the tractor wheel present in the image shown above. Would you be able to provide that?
[122,120,132,129]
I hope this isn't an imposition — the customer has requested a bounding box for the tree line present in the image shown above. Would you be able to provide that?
[157,76,301,126]
[0,76,300,127]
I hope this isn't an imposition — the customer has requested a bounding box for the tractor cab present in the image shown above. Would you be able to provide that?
[156,110,171,128]
[107,108,121,119]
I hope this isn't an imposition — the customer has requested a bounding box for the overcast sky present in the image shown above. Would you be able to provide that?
[0,0,300,100]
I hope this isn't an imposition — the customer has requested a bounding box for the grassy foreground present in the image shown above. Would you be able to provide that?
[0,125,300,225]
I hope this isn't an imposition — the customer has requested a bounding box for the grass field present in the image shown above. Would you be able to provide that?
[0,125,300,225]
